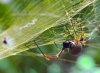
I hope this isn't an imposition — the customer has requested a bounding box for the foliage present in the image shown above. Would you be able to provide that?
[0,0,100,73]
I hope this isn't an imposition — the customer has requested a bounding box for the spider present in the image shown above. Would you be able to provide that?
[24,32,88,61]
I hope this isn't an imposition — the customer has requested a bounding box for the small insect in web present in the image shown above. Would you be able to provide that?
[2,37,7,45]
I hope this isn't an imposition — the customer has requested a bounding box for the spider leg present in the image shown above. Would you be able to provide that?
[33,40,50,60]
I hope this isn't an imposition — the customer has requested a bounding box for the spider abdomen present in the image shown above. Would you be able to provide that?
[69,42,82,55]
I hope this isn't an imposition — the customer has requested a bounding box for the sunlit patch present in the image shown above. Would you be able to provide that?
[76,55,95,70]
[70,55,99,73]
[47,63,61,73]
[2,35,15,49]
[19,19,38,30]
[0,0,11,4]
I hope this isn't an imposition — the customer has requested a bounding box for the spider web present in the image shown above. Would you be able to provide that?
[0,0,99,61]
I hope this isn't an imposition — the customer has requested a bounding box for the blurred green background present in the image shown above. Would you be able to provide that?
[0,0,100,73]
